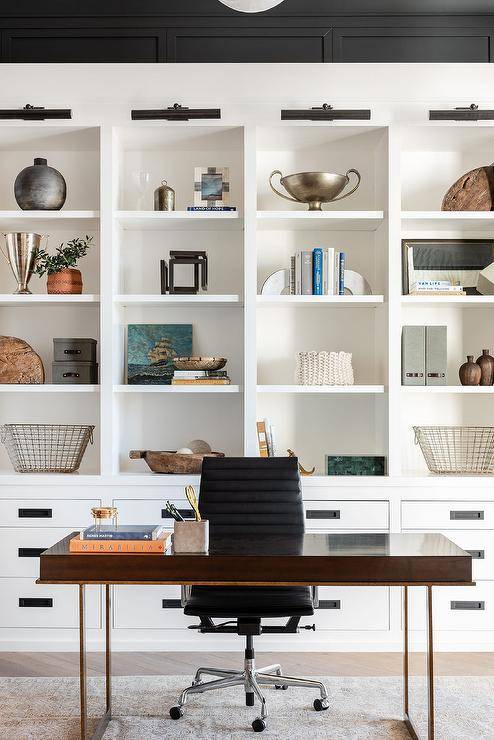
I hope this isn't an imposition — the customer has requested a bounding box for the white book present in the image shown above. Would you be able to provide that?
[326,247,335,295]
[322,249,328,295]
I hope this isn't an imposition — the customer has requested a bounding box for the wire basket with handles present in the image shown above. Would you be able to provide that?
[0,424,95,473]
[414,426,494,474]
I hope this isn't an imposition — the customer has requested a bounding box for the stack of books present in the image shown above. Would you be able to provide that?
[290,248,346,295]
[70,524,170,553]
[171,369,231,386]
[256,418,276,457]
[410,280,465,296]
[186,206,237,212]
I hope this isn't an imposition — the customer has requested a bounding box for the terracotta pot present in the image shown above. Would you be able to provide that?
[476,349,494,386]
[47,268,83,294]
[459,355,481,386]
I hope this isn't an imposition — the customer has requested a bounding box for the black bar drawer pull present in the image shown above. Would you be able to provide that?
[18,547,46,558]
[162,599,181,609]
[64,349,81,355]
[161,508,194,520]
[467,550,485,560]
[451,601,485,611]
[450,510,484,520]
[18,508,52,519]
[63,372,80,378]
[318,600,341,610]
[306,510,340,520]
[19,597,53,608]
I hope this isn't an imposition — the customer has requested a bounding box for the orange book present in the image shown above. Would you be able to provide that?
[69,534,170,553]
[257,421,269,457]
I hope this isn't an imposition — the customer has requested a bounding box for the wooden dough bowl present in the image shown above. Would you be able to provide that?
[129,449,225,474]
[0,335,44,384]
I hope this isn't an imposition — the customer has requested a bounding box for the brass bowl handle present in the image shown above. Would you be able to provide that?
[331,168,361,202]
[269,170,300,204]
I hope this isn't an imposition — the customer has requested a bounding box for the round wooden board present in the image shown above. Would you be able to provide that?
[0,335,45,384]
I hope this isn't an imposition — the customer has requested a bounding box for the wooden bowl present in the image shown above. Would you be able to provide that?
[129,449,224,474]
[174,356,227,371]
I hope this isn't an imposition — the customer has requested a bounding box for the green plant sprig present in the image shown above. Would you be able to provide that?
[35,236,93,277]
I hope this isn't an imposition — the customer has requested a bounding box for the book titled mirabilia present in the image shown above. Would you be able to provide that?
[127,324,192,385]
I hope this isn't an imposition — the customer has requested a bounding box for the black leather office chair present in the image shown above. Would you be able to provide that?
[169,456,329,733]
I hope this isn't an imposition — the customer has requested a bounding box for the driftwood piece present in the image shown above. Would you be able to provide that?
[0,335,45,384]
[129,449,224,474]
[442,165,494,211]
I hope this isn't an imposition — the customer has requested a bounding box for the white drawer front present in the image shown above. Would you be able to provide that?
[0,528,74,577]
[408,583,494,631]
[301,587,390,631]
[304,501,389,530]
[403,529,492,581]
[114,585,190,629]
[113,498,191,527]
[0,499,100,527]
[402,501,494,530]
[0,578,100,629]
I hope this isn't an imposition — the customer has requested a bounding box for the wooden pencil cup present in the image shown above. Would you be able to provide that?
[173,520,209,553]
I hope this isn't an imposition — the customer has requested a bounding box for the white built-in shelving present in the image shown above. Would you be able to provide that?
[401,211,494,231]
[257,295,384,308]
[402,295,494,308]
[115,210,242,231]
[0,210,100,231]
[114,384,241,394]
[256,210,384,231]
[0,294,100,306]
[114,294,241,307]
[0,384,99,393]
[257,385,385,394]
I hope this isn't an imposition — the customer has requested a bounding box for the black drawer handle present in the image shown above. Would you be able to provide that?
[162,599,181,609]
[318,600,341,610]
[64,349,81,354]
[451,601,485,611]
[18,547,46,558]
[467,550,485,560]
[19,597,53,608]
[450,510,484,520]
[18,508,52,519]
[306,510,341,520]
[63,372,80,378]
[161,508,194,520]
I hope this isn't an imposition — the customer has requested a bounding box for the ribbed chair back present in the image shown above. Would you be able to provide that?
[199,457,304,534]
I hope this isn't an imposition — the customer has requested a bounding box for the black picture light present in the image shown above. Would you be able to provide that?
[281,103,371,121]
[131,103,221,121]
[0,104,72,120]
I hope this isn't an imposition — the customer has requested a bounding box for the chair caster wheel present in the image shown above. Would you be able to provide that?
[252,718,266,732]
[313,698,329,712]
[275,684,288,690]
[169,706,184,720]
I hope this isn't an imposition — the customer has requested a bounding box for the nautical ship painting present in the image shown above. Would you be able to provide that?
[127,324,192,384]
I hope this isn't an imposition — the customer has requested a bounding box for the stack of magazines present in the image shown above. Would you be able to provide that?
[70,524,170,553]
[171,369,231,385]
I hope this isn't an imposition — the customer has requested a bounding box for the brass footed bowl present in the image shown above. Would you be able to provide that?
[269,169,361,211]
[174,356,227,371]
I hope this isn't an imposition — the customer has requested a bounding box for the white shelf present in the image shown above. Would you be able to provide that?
[257,295,384,308]
[0,384,99,393]
[114,384,241,394]
[114,210,242,231]
[402,211,494,231]
[402,386,494,394]
[0,294,100,306]
[256,210,384,231]
[402,295,494,308]
[257,385,385,394]
[0,210,99,231]
[114,294,241,307]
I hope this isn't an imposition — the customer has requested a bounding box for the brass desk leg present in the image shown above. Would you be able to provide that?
[403,585,435,740]
[79,584,112,740]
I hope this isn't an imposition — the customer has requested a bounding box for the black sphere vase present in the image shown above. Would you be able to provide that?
[14,157,67,210]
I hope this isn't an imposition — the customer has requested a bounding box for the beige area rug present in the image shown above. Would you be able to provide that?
[1,675,493,739]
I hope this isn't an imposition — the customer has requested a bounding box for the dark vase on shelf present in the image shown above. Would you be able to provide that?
[476,349,494,386]
[459,355,481,386]
[14,157,66,211]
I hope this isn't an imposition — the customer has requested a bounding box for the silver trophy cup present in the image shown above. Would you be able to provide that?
[0,232,46,294]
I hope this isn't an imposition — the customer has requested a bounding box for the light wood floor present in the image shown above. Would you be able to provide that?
[1,652,494,678]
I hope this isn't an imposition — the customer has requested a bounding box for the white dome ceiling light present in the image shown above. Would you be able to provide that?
[218,0,285,12]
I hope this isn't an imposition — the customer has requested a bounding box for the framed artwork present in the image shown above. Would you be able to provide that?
[127,324,192,385]
[325,455,386,476]
[194,166,230,207]
[402,238,494,295]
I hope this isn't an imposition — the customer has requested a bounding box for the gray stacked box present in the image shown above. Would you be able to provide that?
[52,338,98,384]
[402,326,447,386]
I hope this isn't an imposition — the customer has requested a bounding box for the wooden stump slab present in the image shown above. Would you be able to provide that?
[0,336,45,384]
[442,165,494,211]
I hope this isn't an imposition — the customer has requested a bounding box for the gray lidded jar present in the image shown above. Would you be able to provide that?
[14,157,67,210]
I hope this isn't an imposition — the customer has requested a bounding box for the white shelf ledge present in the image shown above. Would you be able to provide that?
[114,384,241,394]
[0,384,99,393]
[114,294,241,307]
[257,211,384,231]
[401,211,494,231]
[257,384,385,394]
[0,210,99,231]
[402,295,494,308]
[0,294,100,307]
[402,385,494,394]
[114,211,242,231]
[257,295,384,308]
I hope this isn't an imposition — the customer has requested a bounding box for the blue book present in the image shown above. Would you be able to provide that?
[338,252,346,295]
[312,248,323,295]
[81,525,166,541]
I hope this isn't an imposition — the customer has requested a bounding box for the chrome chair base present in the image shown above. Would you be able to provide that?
[170,657,329,732]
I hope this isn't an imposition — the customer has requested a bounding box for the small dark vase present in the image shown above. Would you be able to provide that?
[459,355,481,386]
[476,349,494,386]
[14,157,66,211]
